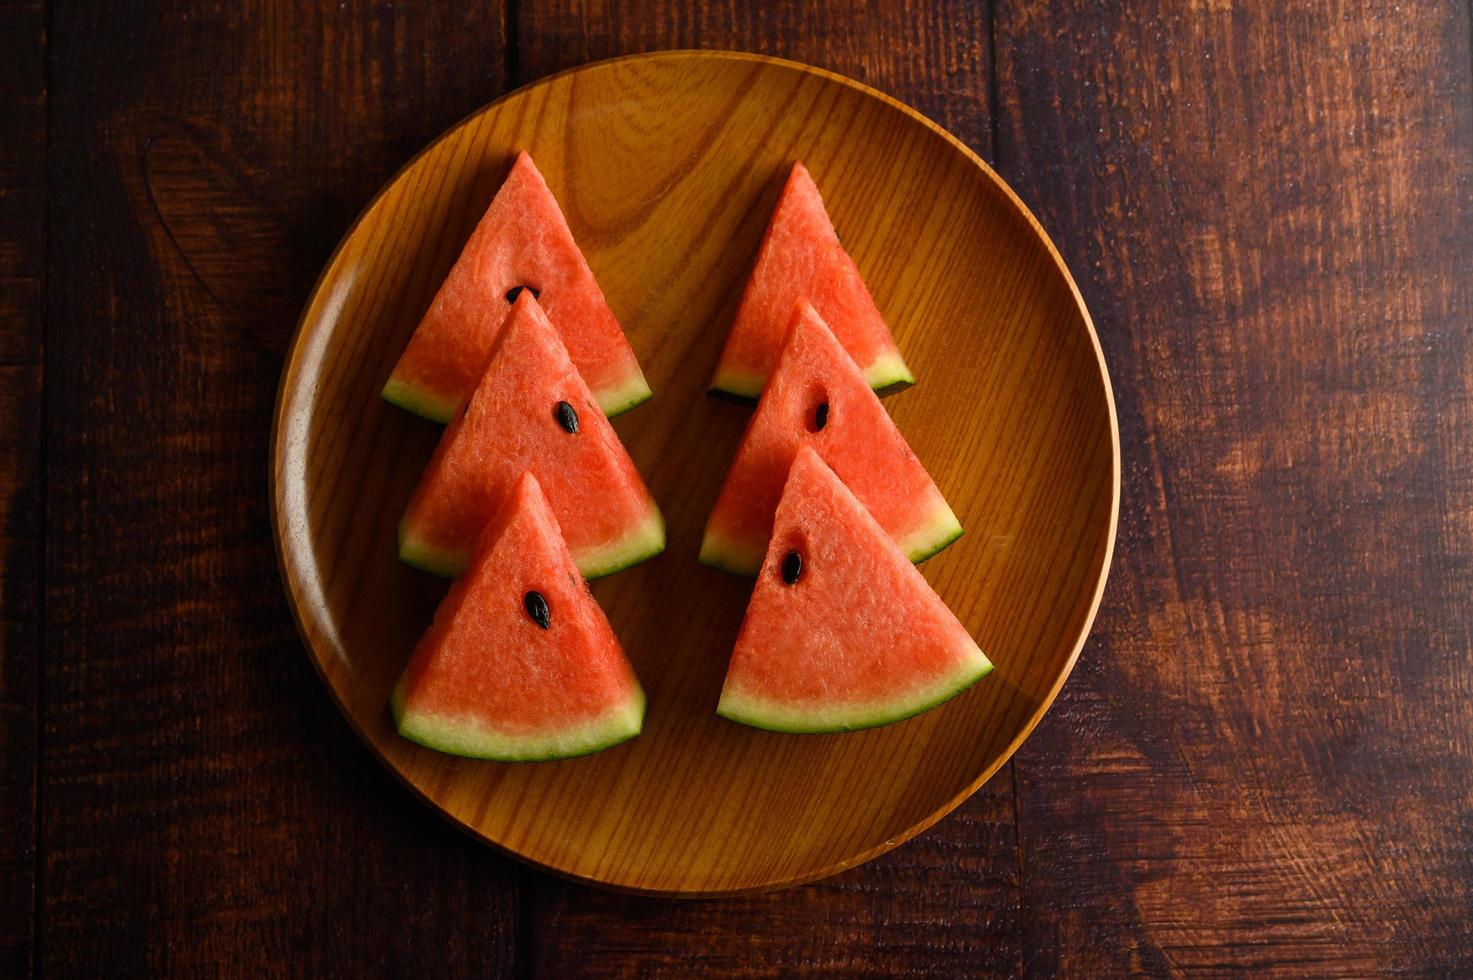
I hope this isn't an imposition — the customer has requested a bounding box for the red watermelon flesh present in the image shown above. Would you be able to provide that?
[710,161,911,399]
[384,151,650,422]
[398,292,664,579]
[392,471,646,760]
[719,447,991,733]
[700,302,960,576]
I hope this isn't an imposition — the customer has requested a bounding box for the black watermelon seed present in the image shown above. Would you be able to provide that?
[524,591,551,629]
[554,400,579,434]
[814,402,829,431]
[781,550,802,585]
[505,285,541,304]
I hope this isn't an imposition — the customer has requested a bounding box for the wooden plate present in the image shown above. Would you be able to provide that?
[271,50,1118,896]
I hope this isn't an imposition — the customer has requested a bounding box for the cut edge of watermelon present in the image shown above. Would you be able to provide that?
[399,500,665,580]
[898,498,965,563]
[705,367,763,402]
[699,497,963,578]
[391,679,648,761]
[397,521,469,578]
[595,369,654,417]
[863,351,916,395]
[696,528,764,577]
[385,371,653,424]
[382,376,458,424]
[709,350,915,402]
[579,500,667,579]
[716,641,994,734]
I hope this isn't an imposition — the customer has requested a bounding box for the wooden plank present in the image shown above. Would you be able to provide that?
[993,1,1473,973]
[43,4,520,974]
[0,0,45,974]
[515,0,993,161]
[514,4,1022,974]
[525,778,1021,977]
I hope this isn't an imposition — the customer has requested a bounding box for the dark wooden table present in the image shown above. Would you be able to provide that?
[5,2,1471,975]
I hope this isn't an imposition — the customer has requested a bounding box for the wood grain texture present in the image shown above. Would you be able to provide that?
[22,0,1473,973]
[0,3,44,975]
[524,774,1023,977]
[993,0,1473,974]
[43,3,520,975]
[273,51,1115,896]
[513,0,992,157]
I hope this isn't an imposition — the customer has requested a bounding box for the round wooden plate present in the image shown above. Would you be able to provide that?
[271,50,1118,896]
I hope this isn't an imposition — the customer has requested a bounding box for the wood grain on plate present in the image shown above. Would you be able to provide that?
[271,51,1118,895]
[511,7,1038,967]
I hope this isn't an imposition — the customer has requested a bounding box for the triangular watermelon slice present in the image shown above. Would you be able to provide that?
[398,291,664,579]
[710,161,912,399]
[700,302,960,576]
[384,151,651,422]
[718,447,991,733]
[392,471,646,760]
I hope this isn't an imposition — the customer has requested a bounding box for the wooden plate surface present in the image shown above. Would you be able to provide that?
[271,50,1119,895]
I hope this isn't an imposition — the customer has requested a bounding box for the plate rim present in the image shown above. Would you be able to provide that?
[269,48,1121,896]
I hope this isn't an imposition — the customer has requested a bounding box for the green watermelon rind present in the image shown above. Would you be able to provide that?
[896,500,965,564]
[391,680,647,761]
[595,371,654,417]
[399,502,665,580]
[396,524,466,578]
[716,644,994,734]
[384,371,654,424]
[862,351,916,393]
[694,528,763,577]
[710,350,916,402]
[382,376,460,424]
[576,502,666,579]
[699,499,962,578]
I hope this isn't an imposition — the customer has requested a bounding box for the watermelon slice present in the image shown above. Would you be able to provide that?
[700,302,960,576]
[398,292,664,579]
[710,161,912,399]
[718,447,991,733]
[392,471,646,760]
[384,151,651,422]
